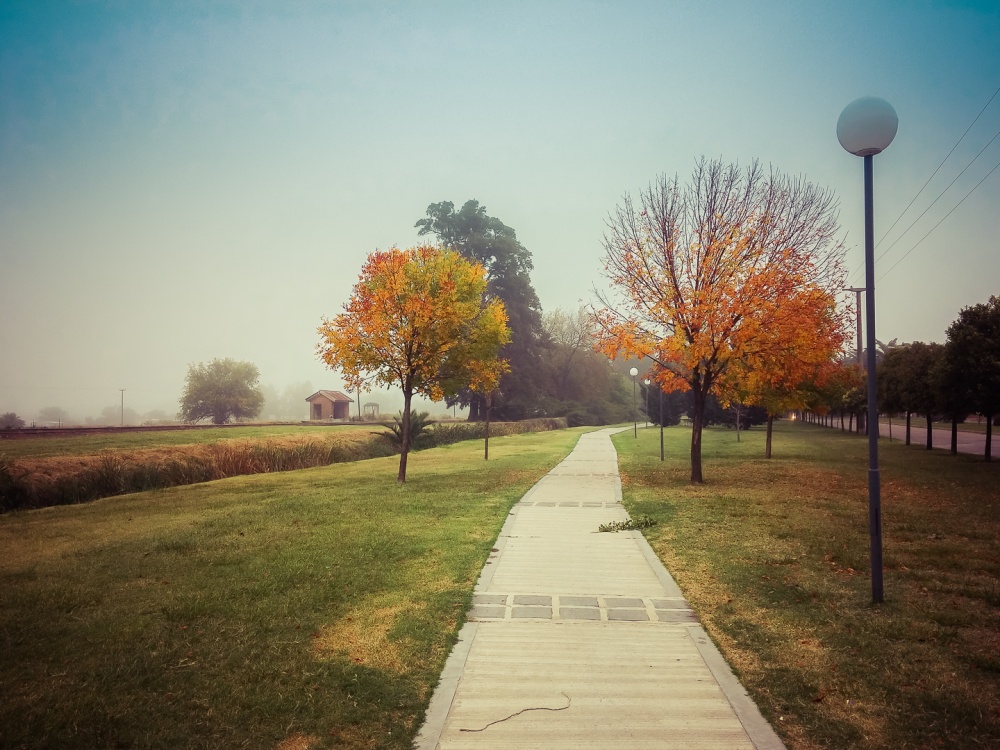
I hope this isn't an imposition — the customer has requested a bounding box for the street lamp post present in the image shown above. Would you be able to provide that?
[846,287,865,365]
[644,378,650,429]
[846,286,866,435]
[837,96,898,604]
[659,385,664,461]
[629,367,639,437]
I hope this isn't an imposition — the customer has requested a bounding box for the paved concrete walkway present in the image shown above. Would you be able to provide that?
[415,428,786,749]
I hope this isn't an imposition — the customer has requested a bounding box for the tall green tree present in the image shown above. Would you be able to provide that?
[943,295,1000,461]
[878,342,943,449]
[931,347,971,455]
[178,358,265,425]
[416,200,548,420]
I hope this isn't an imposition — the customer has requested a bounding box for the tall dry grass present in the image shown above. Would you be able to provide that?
[0,418,567,512]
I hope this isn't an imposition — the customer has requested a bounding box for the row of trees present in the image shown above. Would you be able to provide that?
[0,406,177,429]
[877,296,999,459]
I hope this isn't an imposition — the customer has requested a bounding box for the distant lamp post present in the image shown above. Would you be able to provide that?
[119,388,126,426]
[629,367,639,437]
[837,96,898,604]
[656,377,664,461]
[643,379,650,428]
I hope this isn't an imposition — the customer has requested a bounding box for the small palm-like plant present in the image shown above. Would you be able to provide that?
[385,410,434,451]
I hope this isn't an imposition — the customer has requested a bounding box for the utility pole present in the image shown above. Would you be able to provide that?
[846,287,865,365]
[846,287,866,435]
[119,389,126,426]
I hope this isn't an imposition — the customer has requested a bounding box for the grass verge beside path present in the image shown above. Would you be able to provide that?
[614,422,999,750]
[0,427,589,750]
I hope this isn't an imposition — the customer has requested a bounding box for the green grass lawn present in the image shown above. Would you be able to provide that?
[615,421,1000,750]
[0,427,590,750]
[0,424,371,460]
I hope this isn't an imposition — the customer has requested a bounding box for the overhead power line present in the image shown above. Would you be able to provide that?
[877,155,1000,283]
[876,83,1000,250]
[873,126,1000,265]
[845,83,1000,286]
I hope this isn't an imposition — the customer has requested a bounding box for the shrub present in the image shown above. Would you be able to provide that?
[383,411,434,452]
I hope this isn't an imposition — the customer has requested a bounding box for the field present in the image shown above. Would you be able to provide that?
[615,421,1000,750]
[0,424,369,460]
[0,427,589,750]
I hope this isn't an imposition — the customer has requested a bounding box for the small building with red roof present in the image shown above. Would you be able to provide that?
[305,390,353,421]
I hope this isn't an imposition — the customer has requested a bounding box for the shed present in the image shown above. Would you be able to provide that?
[305,390,353,421]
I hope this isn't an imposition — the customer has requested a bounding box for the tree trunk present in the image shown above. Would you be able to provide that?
[848,413,854,433]
[398,390,412,483]
[951,417,958,455]
[905,411,911,446]
[467,395,481,422]
[765,415,774,458]
[925,413,933,450]
[986,412,993,462]
[690,388,705,484]
[736,405,742,443]
[840,411,845,431]
[888,415,892,441]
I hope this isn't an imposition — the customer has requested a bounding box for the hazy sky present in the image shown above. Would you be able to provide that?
[2,1,999,421]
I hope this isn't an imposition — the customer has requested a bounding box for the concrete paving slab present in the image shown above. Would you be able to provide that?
[415,428,786,750]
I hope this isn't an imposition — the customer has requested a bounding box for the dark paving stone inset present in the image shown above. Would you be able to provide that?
[560,596,599,607]
[651,598,691,610]
[473,594,508,606]
[535,502,557,507]
[469,606,506,619]
[607,609,650,622]
[512,606,552,618]
[513,595,552,606]
[558,502,581,507]
[655,609,699,622]
[605,597,645,608]
[561,607,601,620]
[582,502,604,507]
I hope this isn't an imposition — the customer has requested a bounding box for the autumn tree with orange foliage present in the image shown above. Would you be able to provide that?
[721,284,847,458]
[317,245,510,483]
[595,158,846,483]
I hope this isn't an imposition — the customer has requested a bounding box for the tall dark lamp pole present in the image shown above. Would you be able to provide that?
[658,379,664,461]
[837,96,898,604]
[629,367,639,437]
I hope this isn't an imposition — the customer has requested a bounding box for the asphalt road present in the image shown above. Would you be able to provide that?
[877,420,998,459]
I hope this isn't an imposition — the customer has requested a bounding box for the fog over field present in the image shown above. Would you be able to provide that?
[2,1,998,424]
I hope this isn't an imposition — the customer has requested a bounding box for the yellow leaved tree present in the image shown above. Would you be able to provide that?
[317,245,510,482]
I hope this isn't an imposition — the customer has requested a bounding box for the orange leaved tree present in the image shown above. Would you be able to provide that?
[721,284,847,458]
[595,158,845,483]
[317,245,510,482]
